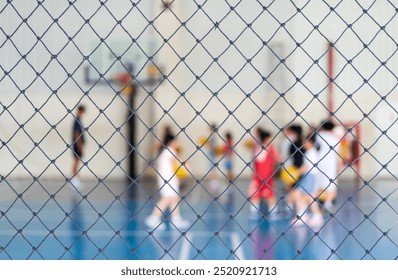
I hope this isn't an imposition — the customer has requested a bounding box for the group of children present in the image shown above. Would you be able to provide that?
[145,120,340,230]
[249,121,340,227]
[71,104,339,231]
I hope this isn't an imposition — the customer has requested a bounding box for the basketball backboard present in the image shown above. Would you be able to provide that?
[83,37,161,85]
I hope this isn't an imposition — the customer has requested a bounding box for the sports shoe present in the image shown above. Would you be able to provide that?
[171,216,190,229]
[145,215,165,230]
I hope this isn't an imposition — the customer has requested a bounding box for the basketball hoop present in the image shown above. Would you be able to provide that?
[114,72,134,95]
[114,72,132,85]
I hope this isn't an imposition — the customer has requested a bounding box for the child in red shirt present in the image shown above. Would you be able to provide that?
[248,129,281,219]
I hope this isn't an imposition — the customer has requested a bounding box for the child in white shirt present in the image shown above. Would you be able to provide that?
[291,134,324,228]
[145,133,189,230]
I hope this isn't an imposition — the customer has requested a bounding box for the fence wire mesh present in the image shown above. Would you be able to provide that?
[1,0,398,260]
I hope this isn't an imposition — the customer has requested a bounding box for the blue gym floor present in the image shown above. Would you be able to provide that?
[1,178,398,260]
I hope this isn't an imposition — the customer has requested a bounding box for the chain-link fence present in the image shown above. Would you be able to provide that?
[1,0,398,260]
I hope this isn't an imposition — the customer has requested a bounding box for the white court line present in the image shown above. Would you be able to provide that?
[230,232,245,260]
[179,232,193,260]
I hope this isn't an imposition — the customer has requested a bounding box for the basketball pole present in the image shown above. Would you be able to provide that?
[115,65,161,195]
[117,77,138,197]
[113,72,140,197]
[127,82,137,184]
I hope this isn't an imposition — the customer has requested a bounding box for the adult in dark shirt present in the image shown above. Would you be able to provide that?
[71,105,86,189]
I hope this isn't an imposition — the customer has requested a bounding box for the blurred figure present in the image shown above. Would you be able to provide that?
[243,127,263,179]
[218,131,235,199]
[244,127,263,158]
[71,105,86,190]
[222,132,235,183]
[280,124,304,211]
[174,141,190,192]
[145,132,189,230]
[206,124,219,192]
[291,133,324,227]
[280,127,294,168]
[248,129,281,220]
[152,125,173,153]
[152,126,190,183]
[148,125,174,177]
[316,120,340,213]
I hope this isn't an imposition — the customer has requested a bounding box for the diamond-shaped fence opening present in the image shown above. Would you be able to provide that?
[1,0,398,260]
